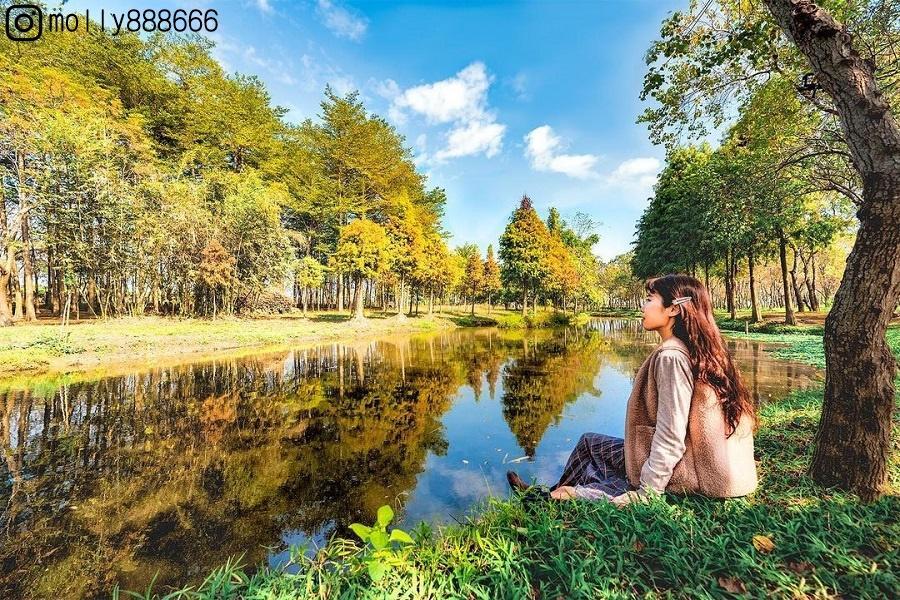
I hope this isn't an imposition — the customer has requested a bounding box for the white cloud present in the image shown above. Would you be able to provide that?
[392,63,491,124]
[523,125,661,186]
[435,121,505,160]
[524,125,600,180]
[606,157,661,188]
[317,0,368,41]
[370,77,401,100]
[255,0,273,14]
[389,62,506,162]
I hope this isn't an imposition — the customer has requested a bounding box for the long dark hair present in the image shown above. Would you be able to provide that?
[647,274,756,437]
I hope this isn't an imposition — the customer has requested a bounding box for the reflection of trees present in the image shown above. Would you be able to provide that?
[0,342,460,599]
[500,328,607,456]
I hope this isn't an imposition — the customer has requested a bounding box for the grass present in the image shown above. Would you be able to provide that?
[0,312,455,378]
[120,325,900,599]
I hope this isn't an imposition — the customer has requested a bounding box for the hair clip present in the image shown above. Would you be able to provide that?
[671,296,692,306]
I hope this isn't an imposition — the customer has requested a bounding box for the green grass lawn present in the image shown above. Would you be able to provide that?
[121,326,900,599]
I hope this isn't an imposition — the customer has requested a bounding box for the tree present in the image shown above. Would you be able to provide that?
[641,0,900,499]
[459,245,484,315]
[199,240,236,318]
[331,219,391,319]
[482,244,501,313]
[499,195,551,315]
[295,255,326,315]
[763,0,900,501]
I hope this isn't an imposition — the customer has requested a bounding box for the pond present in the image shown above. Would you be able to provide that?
[0,319,821,599]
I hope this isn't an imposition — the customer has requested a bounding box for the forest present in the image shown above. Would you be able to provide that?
[0,20,615,325]
[0,8,854,328]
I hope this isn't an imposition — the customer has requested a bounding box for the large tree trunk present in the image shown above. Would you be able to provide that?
[15,151,36,321]
[778,234,796,325]
[765,0,900,500]
[0,187,12,327]
[789,245,806,312]
[20,215,36,321]
[802,249,820,311]
[352,274,365,319]
[0,263,11,327]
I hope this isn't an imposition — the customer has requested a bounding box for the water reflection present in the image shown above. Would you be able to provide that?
[0,319,821,599]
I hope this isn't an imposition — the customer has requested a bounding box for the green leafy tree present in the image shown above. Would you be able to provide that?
[499,195,551,315]
[482,244,501,313]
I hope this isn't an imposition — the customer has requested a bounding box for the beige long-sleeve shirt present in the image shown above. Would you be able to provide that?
[638,339,694,493]
[571,338,694,500]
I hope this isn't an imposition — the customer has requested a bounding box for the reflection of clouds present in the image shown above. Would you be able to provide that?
[439,465,492,500]
[533,450,572,485]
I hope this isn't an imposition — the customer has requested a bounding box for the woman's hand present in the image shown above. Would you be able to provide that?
[610,490,646,508]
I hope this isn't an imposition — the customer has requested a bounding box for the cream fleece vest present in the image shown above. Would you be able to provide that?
[623,339,758,498]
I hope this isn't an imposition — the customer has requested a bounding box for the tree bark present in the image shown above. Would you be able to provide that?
[748,250,761,323]
[778,235,797,325]
[19,215,36,321]
[15,151,36,321]
[802,249,820,311]
[352,274,365,319]
[765,0,900,500]
[0,197,11,327]
[789,245,806,312]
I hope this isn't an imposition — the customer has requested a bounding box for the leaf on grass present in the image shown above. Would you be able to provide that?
[786,561,813,574]
[632,540,645,552]
[389,528,414,544]
[367,559,386,581]
[717,576,747,594]
[752,534,775,553]
[376,505,394,528]
[370,530,389,550]
[348,523,371,541]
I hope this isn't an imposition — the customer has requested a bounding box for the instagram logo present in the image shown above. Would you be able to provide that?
[5,4,42,41]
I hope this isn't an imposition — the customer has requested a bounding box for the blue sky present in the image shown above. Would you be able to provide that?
[64,0,686,259]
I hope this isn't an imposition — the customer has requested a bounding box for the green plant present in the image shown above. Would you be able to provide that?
[348,504,414,581]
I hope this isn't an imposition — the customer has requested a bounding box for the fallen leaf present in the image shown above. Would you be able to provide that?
[632,540,645,552]
[786,561,813,575]
[717,576,747,594]
[752,534,775,553]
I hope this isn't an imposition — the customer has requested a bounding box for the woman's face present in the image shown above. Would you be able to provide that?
[641,290,675,332]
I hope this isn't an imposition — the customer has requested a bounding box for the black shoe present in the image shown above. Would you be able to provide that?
[506,470,530,492]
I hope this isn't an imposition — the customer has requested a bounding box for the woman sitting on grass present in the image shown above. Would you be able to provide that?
[507,273,758,507]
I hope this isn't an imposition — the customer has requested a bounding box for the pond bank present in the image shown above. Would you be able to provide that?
[0,312,457,378]
[125,324,900,599]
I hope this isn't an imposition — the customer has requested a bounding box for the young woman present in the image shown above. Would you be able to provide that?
[507,273,758,506]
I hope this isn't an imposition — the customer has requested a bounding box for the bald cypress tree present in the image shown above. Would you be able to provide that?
[499,195,551,315]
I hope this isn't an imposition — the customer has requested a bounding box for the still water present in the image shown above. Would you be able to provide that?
[0,319,821,598]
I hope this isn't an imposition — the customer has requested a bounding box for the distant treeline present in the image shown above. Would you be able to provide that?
[0,21,640,324]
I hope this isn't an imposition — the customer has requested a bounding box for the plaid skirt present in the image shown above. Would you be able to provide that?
[551,432,635,499]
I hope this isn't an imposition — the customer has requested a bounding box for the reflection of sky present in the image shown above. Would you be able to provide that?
[400,362,636,527]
